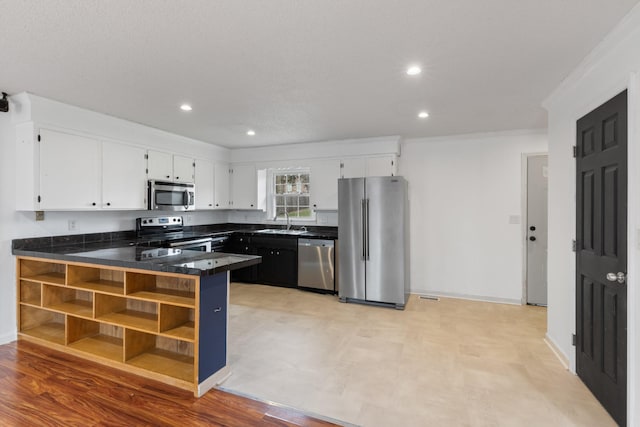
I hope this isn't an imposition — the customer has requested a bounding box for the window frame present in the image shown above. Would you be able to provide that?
[268,167,314,221]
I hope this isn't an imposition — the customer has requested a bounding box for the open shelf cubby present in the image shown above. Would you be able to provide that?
[125,330,194,383]
[95,294,158,333]
[20,280,42,306]
[159,304,195,341]
[20,305,65,345]
[67,316,123,362]
[19,259,66,285]
[67,265,125,295]
[126,272,196,307]
[15,257,229,397]
[42,284,93,318]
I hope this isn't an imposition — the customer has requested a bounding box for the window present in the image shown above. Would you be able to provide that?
[272,169,312,219]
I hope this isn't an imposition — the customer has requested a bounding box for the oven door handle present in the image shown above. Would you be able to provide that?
[167,238,213,248]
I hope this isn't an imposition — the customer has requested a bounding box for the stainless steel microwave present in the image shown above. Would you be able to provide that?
[148,180,195,211]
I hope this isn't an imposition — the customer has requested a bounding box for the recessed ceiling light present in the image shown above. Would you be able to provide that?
[418,111,429,119]
[180,104,192,111]
[247,130,256,136]
[406,66,422,76]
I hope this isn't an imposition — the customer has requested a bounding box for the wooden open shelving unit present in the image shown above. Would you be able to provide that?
[16,256,228,396]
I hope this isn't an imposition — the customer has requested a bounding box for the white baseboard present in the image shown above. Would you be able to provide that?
[544,333,571,371]
[197,366,232,397]
[411,290,521,305]
[0,331,17,345]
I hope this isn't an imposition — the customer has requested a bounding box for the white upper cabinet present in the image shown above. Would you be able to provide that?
[147,151,194,183]
[340,155,397,178]
[214,162,230,209]
[340,157,366,178]
[230,164,257,209]
[310,159,340,210]
[173,155,195,183]
[194,159,215,210]
[39,129,101,210]
[147,150,173,181]
[366,155,397,177]
[102,141,147,210]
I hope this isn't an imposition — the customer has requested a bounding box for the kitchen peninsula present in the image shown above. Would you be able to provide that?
[12,236,260,397]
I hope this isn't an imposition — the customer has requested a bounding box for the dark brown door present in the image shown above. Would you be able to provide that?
[576,90,627,426]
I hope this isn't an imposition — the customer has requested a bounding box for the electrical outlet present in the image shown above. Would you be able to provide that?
[68,220,76,231]
[35,211,45,221]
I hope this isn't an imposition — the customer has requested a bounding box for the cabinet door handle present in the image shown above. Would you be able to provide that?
[176,176,179,180]
[213,307,222,313]
[166,175,170,178]
[106,202,111,206]
[92,202,96,206]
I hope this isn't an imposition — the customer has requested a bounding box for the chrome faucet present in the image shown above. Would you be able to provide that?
[285,211,291,230]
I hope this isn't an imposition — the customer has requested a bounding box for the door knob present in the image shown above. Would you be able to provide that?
[529,236,536,241]
[529,226,536,231]
[606,272,626,284]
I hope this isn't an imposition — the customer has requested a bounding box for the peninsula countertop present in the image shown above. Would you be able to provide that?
[12,241,261,276]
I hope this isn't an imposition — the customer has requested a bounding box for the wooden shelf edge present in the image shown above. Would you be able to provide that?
[19,301,42,308]
[126,291,196,308]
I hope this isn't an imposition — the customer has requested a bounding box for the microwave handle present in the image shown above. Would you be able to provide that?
[184,189,190,208]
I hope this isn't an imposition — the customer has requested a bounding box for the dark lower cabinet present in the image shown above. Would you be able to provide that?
[227,235,258,282]
[253,236,298,287]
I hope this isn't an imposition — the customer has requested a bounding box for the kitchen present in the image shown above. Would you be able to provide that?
[2,1,640,426]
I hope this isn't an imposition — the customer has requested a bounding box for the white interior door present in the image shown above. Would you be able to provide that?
[526,154,548,305]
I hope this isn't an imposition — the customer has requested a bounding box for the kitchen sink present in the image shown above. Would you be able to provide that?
[255,229,308,235]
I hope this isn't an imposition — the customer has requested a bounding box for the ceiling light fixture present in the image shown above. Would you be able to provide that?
[247,130,256,136]
[418,111,429,119]
[180,104,193,111]
[406,66,422,76]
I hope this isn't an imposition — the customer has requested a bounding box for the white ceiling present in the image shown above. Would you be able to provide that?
[1,1,638,148]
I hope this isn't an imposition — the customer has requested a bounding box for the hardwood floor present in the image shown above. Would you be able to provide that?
[224,283,617,427]
[0,340,338,427]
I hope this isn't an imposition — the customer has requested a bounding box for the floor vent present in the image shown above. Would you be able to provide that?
[419,295,440,301]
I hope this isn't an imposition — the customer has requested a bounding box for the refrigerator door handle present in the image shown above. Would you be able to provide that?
[365,198,370,260]
[361,198,367,260]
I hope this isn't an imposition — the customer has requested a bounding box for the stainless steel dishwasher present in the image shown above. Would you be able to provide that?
[298,238,335,292]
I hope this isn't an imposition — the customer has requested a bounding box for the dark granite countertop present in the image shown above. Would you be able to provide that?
[12,242,261,277]
[11,223,337,276]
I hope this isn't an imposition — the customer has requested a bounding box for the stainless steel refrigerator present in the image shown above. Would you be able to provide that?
[338,176,409,309]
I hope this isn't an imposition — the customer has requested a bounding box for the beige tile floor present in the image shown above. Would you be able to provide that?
[222,283,616,427]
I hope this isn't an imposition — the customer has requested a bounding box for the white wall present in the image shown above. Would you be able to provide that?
[543,4,640,424]
[400,130,547,302]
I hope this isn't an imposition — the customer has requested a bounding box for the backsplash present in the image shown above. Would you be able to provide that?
[227,210,338,226]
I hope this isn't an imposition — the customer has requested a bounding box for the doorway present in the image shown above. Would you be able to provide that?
[525,154,548,306]
[575,90,627,426]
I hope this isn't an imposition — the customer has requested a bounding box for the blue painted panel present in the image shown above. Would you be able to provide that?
[198,272,227,383]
